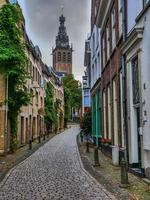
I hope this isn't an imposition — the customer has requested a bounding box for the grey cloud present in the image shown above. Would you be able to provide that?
[18,0,91,80]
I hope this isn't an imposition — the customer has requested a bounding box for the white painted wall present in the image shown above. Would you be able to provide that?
[138,9,150,171]
[125,0,150,170]
[140,9,150,152]
[90,25,101,89]
[126,62,139,163]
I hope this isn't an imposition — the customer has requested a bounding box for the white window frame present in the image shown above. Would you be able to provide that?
[111,8,116,50]
[118,0,123,37]
[106,25,110,60]
[102,36,105,68]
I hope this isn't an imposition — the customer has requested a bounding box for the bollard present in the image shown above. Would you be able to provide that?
[29,139,32,150]
[43,134,46,141]
[120,158,129,187]
[86,140,90,153]
[93,147,100,167]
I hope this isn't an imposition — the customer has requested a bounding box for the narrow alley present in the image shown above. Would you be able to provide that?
[0,126,114,200]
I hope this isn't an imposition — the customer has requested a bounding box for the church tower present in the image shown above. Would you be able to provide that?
[52,12,73,76]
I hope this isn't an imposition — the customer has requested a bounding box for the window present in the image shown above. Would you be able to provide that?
[84,89,89,96]
[58,52,61,62]
[36,69,38,82]
[106,24,110,60]
[92,65,94,85]
[95,59,97,81]
[97,53,100,76]
[118,0,123,37]
[102,36,105,68]
[63,52,66,62]
[111,8,116,50]
[68,52,71,62]
[30,89,33,104]
[33,66,35,81]
[30,62,32,77]
[93,33,95,52]
[132,56,140,104]
[96,28,99,48]
[84,96,90,107]
[36,91,38,105]
[37,71,39,84]
[39,74,41,86]
[41,97,43,107]
[34,67,36,81]
[95,5,97,17]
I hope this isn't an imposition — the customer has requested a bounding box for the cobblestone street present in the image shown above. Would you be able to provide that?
[0,126,114,200]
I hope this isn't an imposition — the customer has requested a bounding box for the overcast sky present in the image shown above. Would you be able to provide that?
[18,0,91,81]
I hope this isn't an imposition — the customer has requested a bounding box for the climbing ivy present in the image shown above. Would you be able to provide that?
[45,82,58,133]
[0,4,30,151]
[63,86,71,127]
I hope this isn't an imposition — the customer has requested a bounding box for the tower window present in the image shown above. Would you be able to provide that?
[63,52,66,62]
[68,52,71,62]
[58,52,61,62]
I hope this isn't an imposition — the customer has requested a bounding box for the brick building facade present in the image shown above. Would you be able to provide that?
[0,2,64,154]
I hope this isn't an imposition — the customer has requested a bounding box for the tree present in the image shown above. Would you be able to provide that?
[63,86,71,127]
[80,109,92,135]
[62,74,82,126]
[44,83,57,133]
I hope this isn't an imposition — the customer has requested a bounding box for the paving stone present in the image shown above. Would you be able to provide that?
[0,125,115,200]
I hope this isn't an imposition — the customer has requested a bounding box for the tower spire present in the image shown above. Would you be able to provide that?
[52,9,73,76]
[61,5,64,15]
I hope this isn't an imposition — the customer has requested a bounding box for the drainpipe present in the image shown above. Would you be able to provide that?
[122,0,129,163]
[4,75,8,154]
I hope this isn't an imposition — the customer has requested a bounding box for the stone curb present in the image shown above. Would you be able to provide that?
[76,133,116,200]
[77,134,135,200]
